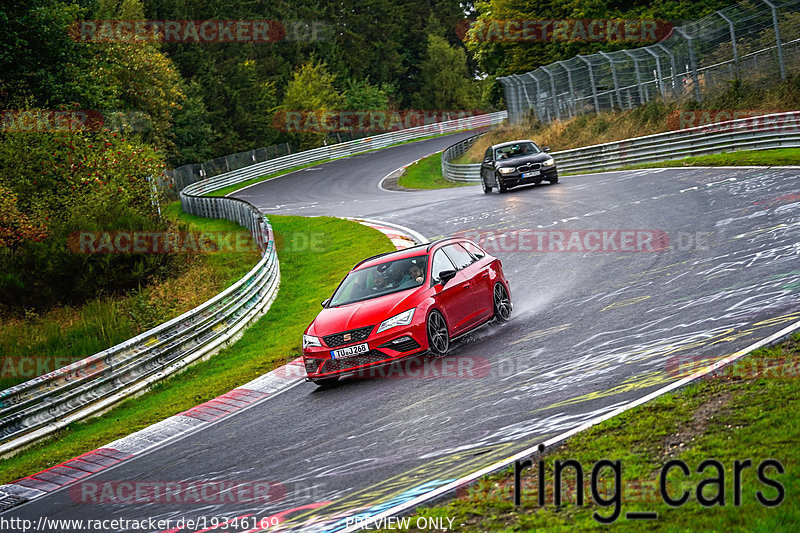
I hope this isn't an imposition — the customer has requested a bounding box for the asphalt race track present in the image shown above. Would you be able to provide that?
[5,132,800,531]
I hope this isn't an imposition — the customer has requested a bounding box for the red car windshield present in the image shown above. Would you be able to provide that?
[328,255,428,307]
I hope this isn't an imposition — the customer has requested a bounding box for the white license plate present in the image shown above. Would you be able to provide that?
[331,342,369,359]
[522,171,540,178]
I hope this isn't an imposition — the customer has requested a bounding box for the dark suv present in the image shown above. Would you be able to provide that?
[480,140,558,193]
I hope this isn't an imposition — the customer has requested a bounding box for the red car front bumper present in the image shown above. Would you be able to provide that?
[303,320,429,381]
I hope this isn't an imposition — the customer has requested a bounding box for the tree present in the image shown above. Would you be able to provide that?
[279,61,344,149]
[413,34,480,110]
[342,79,391,110]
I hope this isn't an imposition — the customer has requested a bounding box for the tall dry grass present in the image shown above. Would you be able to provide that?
[462,78,800,162]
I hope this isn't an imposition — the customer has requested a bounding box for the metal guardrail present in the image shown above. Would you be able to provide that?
[441,135,485,182]
[183,112,508,196]
[441,111,800,182]
[0,199,279,457]
[0,112,507,455]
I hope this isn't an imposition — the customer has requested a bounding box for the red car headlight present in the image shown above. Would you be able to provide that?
[303,334,322,348]
[376,309,415,333]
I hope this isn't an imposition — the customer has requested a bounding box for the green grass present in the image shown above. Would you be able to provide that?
[390,334,800,531]
[621,147,800,170]
[0,214,393,482]
[397,152,473,189]
[0,203,258,391]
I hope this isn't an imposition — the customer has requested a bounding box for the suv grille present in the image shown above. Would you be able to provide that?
[323,325,374,348]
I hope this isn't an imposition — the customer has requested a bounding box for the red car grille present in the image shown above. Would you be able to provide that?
[321,349,390,373]
[323,325,374,347]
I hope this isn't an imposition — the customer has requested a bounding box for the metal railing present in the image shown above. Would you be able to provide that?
[0,202,279,457]
[498,0,800,124]
[442,111,800,181]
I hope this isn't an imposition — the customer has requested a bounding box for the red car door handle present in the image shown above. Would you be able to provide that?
[461,283,470,289]
[481,272,489,278]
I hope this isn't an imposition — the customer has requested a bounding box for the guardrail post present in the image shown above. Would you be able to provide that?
[598,52,624,109]
[761,0,787,80]
[556,61,576,118]
[577,56,601,114]
[716,10,740,79]
[675,27,702,102]
[540,66,561,121]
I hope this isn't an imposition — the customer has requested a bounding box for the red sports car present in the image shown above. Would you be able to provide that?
[302,237,512,386]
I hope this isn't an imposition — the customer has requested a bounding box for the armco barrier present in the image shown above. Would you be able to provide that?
[0,112,507,456]
[0,196,279,456]
[442,111,800,182]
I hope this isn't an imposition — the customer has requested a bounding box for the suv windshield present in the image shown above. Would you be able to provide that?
[495,142,540,160]
[328,255,428,307]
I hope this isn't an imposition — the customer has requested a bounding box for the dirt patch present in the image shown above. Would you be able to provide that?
[660,388,733,461]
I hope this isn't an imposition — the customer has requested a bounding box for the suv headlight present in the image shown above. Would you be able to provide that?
[542,157,555,167]
[377,309,415,333]
[303,334,322,348]
[498,167,515,174]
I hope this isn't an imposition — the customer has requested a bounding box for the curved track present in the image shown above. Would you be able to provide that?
[5,132,800,532]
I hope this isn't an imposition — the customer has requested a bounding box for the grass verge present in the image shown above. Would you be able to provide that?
[397,152,473,189]
[0,214,393,483]
[620,148,800,170]
[0,203,259,391]
[387,333,800,531]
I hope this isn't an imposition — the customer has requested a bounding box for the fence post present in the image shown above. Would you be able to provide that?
[556,61,575,118]
[577,56,601,114]
[657,43,681,101]
[540,65,561,121]
[643,47,667,98]
[622,49,647,104]
[598,51,624,109]
[675,27,702,102]
[515,73,536,122]
[716,10,740,79]
[526,72,550,123]
[762,0,787,80]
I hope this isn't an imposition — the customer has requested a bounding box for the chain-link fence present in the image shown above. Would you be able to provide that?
[499,0,800,124]
[158,143,294,198]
